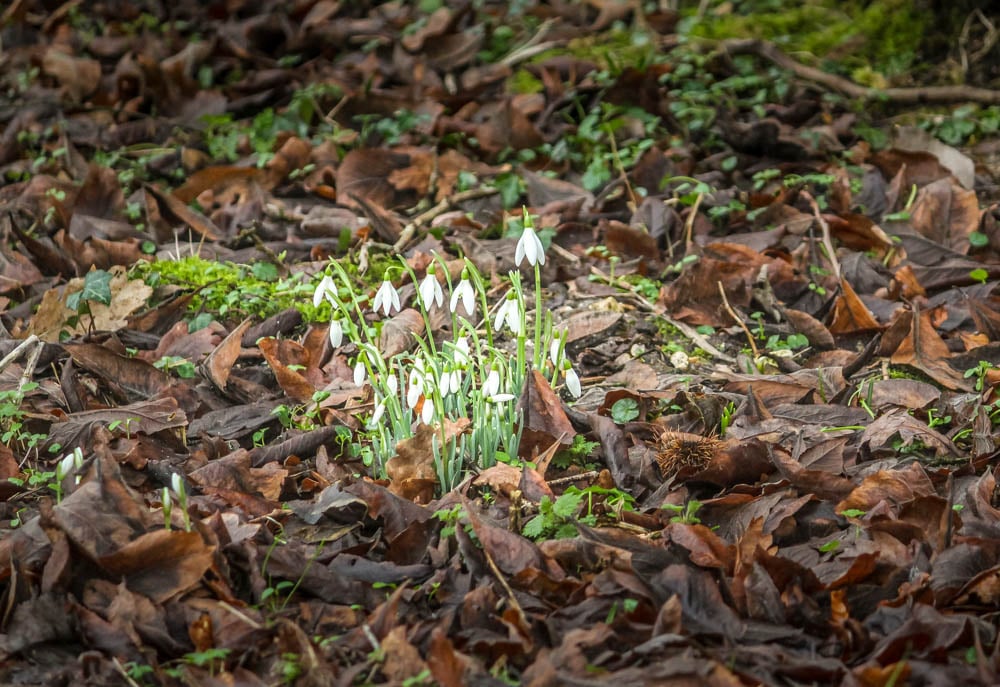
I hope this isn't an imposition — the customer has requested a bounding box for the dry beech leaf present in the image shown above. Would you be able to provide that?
[203,319,251,392]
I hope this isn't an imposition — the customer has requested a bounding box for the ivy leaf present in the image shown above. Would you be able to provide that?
[67,269,113,311]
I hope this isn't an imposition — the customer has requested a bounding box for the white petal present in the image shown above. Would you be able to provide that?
[371,400,386,425]
[488,393,515,403]
[549,338,561,367]
[515,236,526,266]
[386,374,399,394]
[421,400,435,424]
[565,367,582,398]
[484,369,500,398]
[329,319,343,348]
[58,452,75,478]
[171,473,184,495]
[406,383,422,409]
[354,360,366,387]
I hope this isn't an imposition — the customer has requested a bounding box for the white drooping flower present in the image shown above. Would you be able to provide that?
[483,364,502,399]
[420,398,435,424]
[407,358,431,410]
[313,274,335,308]
[563,362,582,399]
[171,472,185,497]
[487,393,515,403]
[353,357,367,387]
[370,395,387,425]
[453,336,471,366]
[329,316,344,348]
[450,270,475,315]
[372,274,401,316]
[417,265,444,310]
[515,218,545,267]
[493,292,522,335]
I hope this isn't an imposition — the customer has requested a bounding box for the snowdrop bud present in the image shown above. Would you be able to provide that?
[58,451,76,479]
[563,364,582,399]
[171,472,185,497]
[421,399,435,424]
[353,359,366,387]
[386,374,399,395]
[371,398,386,425]
[329,316,344,348]
[484,365,501,398]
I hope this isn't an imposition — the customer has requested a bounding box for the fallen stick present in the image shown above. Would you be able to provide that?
[723,38,1000,105]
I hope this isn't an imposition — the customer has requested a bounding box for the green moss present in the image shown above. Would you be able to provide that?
[684,0,928,81]
[132,256,323,326]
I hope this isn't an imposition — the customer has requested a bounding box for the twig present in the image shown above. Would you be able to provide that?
[482,541,525,619]
[500,19,558,67]
[546,470,599,487]
[723,38,1000,105]
[683,192,703,253]
[0,335,40,374]
[110,657,142,687]
[588,266,735,363]
[392,187,499,253]
[718,281,758,358]
[801,190,841,281]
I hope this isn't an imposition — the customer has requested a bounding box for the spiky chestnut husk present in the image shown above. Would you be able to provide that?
[655,431,722,480]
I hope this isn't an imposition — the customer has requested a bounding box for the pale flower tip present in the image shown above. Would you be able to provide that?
[171,472,183,495]
[565,367,582,398]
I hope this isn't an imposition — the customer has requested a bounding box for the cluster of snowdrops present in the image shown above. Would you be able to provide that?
[313,211,581,491]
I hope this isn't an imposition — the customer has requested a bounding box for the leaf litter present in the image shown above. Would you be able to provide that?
[1,1,1000,685]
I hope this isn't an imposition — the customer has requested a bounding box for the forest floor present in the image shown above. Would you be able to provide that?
[2,1,1000,685]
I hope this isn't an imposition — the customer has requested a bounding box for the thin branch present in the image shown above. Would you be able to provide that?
[801,190,841,281]
[393,187,499,253]
[724,38,1000,105]
[718,281,758,359]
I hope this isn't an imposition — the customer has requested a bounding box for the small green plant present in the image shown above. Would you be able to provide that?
[551,434,600,471]
[662,499,704,525]
[522,491,585,540]
[0,383,47,455]
[152,356,197,379]
[610,398,639,423]
[605,597,639,624]
[964,360,995,392]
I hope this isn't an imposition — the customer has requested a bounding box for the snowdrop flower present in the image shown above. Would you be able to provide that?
[372,272,401,316]
[563,361,582,399]
[417,264,444,310]
[371,395,387,425]
[57,451,77,480]
[515,217,545,267]
[386,373,398,396]
[313,274,335,308]
[450,269,475,315]
[329,316,344,348]
[353,356,367,387]
[488,392,516,403]
[420,398,435,424]
[493,291,522,335]
[453,336,471,366]
[483,363,502,398]
[171,472,185,498]
[407,359,431,409]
